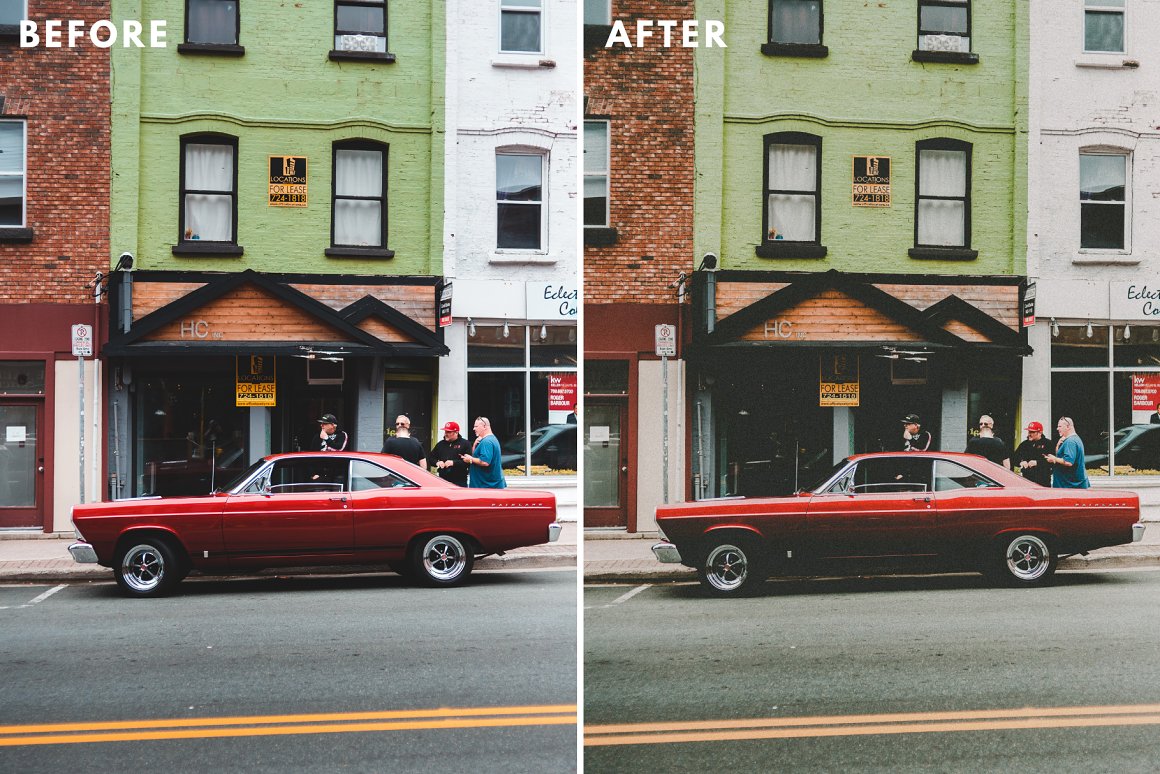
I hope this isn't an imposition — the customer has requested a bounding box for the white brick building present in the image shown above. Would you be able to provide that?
[1025,0,1160,508]
[442,0,579,516]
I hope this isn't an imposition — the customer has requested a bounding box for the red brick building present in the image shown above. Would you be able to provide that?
[583,1,695,531]
[0,2,110,530]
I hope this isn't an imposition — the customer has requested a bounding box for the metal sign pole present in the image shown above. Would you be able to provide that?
[78,352,85,505]
[662,354,669,505]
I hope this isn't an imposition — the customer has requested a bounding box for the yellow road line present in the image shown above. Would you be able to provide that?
[584,704,1160,747]
[0,705,577,748]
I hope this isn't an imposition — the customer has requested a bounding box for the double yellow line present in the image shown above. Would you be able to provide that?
[585,704,1160,746]
[0,705,577,747]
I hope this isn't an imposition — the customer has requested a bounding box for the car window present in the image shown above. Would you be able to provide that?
[934,459,1000,491]
[851,458,931,494]
[264,458,349,494]
[350,460,418,491]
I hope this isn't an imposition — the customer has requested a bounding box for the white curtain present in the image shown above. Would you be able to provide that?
[334,149,382,246]
[918,149,966,246]
[184,143,232,241]
[772,0,820,45]
[767,144,816,240]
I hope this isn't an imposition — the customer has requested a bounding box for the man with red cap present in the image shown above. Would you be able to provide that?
[426,420,471,486]
[1013,420,1053,486]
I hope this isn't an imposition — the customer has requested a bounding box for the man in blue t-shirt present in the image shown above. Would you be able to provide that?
[1045,416,1089,488]
[463,416,507,489]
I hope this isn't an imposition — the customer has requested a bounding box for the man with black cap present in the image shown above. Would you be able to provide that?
[318,413,348,452]
[426,421,471,486]
[901,413,932,452]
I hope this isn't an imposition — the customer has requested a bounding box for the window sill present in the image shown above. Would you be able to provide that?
[328,50,397,63]
[908,246,978,261]
[177,42,245,57]
[756,241,827,259]
[325,246,395,259]
[1075,55,1138,70]
[584,24,612,50]
[1073,251,1138,265]
[491,54,554,69]
[911,50,979,65]
[0,25,18,42]
[172,241,244,256]
[760,42,829,59]
[0,227,34,243]
[584,227,618,247]
[489,250,556,265]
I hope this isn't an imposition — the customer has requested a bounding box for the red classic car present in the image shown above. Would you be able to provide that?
[653,451,1145,595]
[69,451,561,597]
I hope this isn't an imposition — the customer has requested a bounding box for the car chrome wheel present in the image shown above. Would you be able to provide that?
[415,535,473,585]
[115,539,179,597]
[703,543,750,593]
[1003,534,1053,583]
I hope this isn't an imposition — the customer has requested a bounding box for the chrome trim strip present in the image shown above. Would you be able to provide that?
[68,542,99,564]
[548,522,562,542]
[652,541,682,563]
[1132,523,1145,543]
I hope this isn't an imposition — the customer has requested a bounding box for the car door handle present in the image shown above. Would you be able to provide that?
[913,496,932,503]
[329,496,348,503]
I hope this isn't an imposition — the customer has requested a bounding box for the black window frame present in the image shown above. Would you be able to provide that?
[326,138,393,259]
[179,0,245,56]
[762,0,828,58]
[912,0,978,64]
[757,131,826,259]
[329,0,396,62]
[910,137,977,261]
[174,132,243,256]
[0,0,27,40]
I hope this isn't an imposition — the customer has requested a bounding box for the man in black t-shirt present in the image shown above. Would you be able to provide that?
[381,414,425,467]
[1013,420,1053,486]
[965,414,1010,469]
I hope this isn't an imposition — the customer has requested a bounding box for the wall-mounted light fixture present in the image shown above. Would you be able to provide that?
[467,318,476,337]
[1086,321,1094,338]
[1050,318,1059,337]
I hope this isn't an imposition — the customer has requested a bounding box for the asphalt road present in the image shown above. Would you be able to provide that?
[584,569,1160,773]
[0,568,577,773]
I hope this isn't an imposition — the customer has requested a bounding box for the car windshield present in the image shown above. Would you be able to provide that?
[215,458,268,494]
[802,460,850,493]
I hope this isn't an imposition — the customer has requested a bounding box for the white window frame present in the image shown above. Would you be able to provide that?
[0,120,27,229]
[495,150,546,253]
[499,0,543,54]
[0,1,27,27]
[1079,149,1131,254]
[583,121,610,229]
[1083,0,1126,54]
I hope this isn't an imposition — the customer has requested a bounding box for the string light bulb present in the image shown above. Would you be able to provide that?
[467,318,476,337]
[540,324,548,340]
[1050,318,1059,337]
[502,321,510,339]
[1124,323,1132,340]
[1086,321,1093,338]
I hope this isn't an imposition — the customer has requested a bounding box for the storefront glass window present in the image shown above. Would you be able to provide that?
[135,373,248,496]
[584,360,627,394]
[468,325,577,477]
[1050,323,1160,478]
[0,362,45,394]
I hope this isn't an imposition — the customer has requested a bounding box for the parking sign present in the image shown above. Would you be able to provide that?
[71,324,93,357]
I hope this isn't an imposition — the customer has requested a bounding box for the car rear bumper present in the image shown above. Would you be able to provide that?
[652,541,683,563]
[1132,523,1146,542]
[68,542,99,564]
[548,522,562,542]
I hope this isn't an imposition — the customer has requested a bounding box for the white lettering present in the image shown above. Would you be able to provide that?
[151,20,167,48]
[636,19,654,47]
[681,20,698,47]
[605,20,632,47]
[89,20,115,47]
[123,19,143,48]
[604,19,726,47]
[705,19,727,47]
[44,19,61,47]
[657,19,678,47]
[19,20,38,47]
[68,19,84,47]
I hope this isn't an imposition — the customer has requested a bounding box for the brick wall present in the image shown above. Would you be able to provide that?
[583,0,695,305]
[0,2,111,304]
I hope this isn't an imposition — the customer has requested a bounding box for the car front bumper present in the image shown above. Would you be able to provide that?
[548,522,562,542]
[1132,523,1146,542]
[68,542,99,564]
[652,541,682,563]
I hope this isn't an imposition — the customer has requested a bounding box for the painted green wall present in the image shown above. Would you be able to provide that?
[111,0,444,275]
[696,0,1028,275]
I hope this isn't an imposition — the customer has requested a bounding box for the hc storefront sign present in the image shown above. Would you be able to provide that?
[1110,282,1160,321]
[526,283,579,320]
[180,320,222,339]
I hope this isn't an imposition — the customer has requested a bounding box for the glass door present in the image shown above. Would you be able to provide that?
[0,403,42,527]
[583,400,626,528]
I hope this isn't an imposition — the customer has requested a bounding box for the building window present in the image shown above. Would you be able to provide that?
[179,135,238,245]
[583,121,609,228]
[0,121,25,228]
[1084,0,1125,53]
[917,0,970,53]
[496,153,543,250]
[1051,323,1160,478]
[467,324,578,477]
[770,0,821,45]
[584,0,610,25]
[0,1,26,28]
[334,0,387,53]
[185,0,239,45]
[500,0,542,53]
[332,140,387,249]
[915,138,970,248]
[1080,151,1127,250]
[761,132,822,256]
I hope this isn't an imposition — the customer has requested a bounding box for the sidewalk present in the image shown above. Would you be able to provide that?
[0,522,577,584]
[583,519,1160,584]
